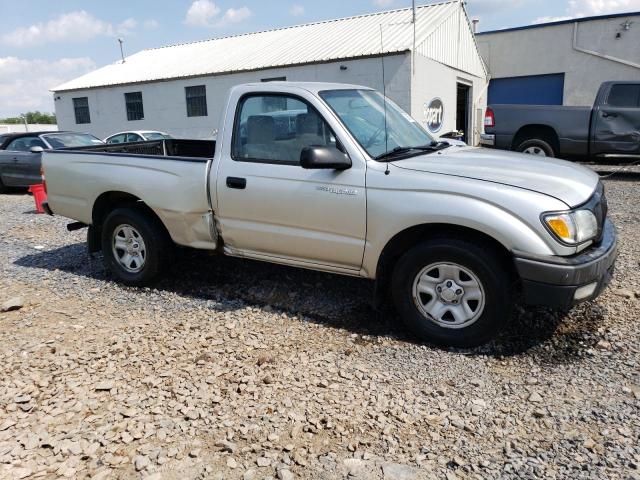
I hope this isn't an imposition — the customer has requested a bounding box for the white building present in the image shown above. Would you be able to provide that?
[52,1,487,144]
[476,12,640,107]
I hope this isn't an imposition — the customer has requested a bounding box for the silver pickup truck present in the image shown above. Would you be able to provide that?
[42,82,617,348]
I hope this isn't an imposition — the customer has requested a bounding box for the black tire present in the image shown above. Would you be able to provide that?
[391,238,513,348]
[101,206,172,286]
[0,177,7,194]
[516,138,555,157]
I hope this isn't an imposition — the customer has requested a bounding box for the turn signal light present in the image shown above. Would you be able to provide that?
[547,217,572,240]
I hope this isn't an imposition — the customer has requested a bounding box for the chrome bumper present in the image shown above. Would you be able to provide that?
[479,134,495,147]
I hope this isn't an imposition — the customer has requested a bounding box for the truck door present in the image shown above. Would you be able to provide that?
[216,92,367,271]
[592,83,640,158]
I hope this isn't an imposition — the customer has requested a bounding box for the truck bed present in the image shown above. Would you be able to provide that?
[43,142,217,250]
[487,104,592,156]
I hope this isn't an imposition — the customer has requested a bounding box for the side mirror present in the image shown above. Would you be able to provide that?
[300,146,351,170]
[30,146,44,153]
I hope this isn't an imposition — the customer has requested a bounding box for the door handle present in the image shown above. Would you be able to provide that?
[602,112,617,118]
[226,177,246,189]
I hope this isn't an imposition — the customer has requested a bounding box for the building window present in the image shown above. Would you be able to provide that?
[261,77,286,82]
[185,85,208,117]
[125,92,144,121]
[73,97,91,124]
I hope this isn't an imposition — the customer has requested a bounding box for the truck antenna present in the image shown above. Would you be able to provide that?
[379,24,390,175]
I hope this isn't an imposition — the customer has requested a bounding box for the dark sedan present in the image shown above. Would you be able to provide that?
[0,131,103,192]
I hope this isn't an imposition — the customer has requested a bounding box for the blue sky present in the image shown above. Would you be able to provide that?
[1,0,639,117]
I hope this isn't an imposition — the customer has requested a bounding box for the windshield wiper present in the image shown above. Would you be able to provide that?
[375,142,446,161]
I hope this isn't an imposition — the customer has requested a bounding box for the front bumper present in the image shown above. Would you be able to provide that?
[514,219,617,309]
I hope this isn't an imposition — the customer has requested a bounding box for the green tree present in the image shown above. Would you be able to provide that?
[0,111,57,124]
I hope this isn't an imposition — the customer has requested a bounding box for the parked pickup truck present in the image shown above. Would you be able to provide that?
[481,81,640,160]
[42,82,617,348]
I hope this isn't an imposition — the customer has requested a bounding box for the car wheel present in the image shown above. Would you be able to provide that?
[0,177,7,194]
[101,206,172,286]
[391,238,513,348]
[516,139,555,157]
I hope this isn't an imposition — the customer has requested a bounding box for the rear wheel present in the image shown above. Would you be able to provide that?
[0,177,7,194]
[516,138,555,157]
[101,207,172,286]
[391,238,513,348]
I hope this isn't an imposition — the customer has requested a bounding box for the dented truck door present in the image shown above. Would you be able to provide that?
[591,83,640,158]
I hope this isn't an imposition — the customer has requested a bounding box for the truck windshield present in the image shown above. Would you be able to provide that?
[320,89,436,159]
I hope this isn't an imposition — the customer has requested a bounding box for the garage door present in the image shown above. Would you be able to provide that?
[488,73,565,105]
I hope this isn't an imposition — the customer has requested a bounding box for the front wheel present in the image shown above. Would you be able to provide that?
[391,238,513,348]
[101,207,172,286]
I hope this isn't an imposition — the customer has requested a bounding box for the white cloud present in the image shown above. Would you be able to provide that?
[118,18,137,33]
[533,0,640,24]
[184,1,251,28]
[218,7,252,25]
[567,0,640,16]
[143,19,159,30]
[290,4,305,16]
[373,0,395,6]
[184,0,221,27]
[0,57,95,117]
[1,11,137,48]
[531,15,573,24]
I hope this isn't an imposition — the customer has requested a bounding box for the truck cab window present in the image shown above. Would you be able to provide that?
[607,84,640,107]
[233,94,336,165]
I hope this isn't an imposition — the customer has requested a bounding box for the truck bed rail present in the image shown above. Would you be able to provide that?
[67,139,215,159]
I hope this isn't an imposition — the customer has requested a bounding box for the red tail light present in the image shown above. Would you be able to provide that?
[484,107,495,128]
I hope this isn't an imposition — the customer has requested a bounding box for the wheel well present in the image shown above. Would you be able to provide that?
[512,124,559,153]
[92,191,169,232]
[373,224,514,308]
[88,191,172,253]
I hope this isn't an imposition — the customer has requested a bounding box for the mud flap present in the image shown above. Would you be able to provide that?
[87,226,101,254]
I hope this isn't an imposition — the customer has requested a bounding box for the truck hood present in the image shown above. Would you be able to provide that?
[391,147,600,207]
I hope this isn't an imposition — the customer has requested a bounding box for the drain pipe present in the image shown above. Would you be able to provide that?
[472,74,492,145]
[572,22,640,70]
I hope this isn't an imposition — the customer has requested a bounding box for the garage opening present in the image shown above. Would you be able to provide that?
[456,83,471,144]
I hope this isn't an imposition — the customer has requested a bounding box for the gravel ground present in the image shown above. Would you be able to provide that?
[0,167,639,480]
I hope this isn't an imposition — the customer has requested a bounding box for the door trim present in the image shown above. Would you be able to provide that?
[223,245,367,276]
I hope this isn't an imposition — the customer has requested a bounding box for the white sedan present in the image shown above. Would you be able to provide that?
[104,131,173,144]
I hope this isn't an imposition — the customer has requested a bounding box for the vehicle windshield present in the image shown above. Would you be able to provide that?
[42,133,104,149]
[320,89,436,159]
[144,132,173,140]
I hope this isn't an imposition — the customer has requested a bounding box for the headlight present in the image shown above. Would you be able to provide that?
[543,209,598,245]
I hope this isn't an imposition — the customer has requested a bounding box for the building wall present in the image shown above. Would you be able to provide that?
[54,54,412,140]
[476,14,640,106]
[411,53,487,144]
